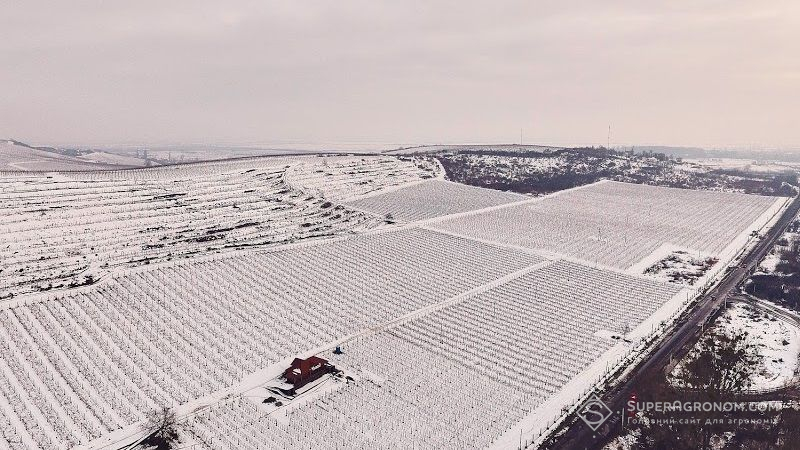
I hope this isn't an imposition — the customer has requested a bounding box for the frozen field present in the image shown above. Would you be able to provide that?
[284,155,439,201]
[0,141,144,172]
[0,159,382,299]
[183,260,682,449]
[0,155,449,299]
[432,181,783,269]
[345,179,527,222]
[0,228,542,448]
[0,161,788,450]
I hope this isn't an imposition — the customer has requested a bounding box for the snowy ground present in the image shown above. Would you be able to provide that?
[0,155,446,299]
[760,251,783,273]
[431,181,782,270]
[387,144,564,155]
[0,159,384,299]
[603,429,640,450]
[603,427,734,450]
[0,141,145,172]
[728,304,800,391]
[671,302,800,392]
[75,151,152,167]
[643,249,718,285]
[345,179,527,222]
[757,229,800,274]
[284,155,440,201]
[176,258,683,450]
[0,164,789,449]
[685,158,798,174]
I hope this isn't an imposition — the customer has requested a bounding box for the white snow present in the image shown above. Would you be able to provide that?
[0,141,147,172]
[671,302,800,393]
[685,158,797,174]
[0,156,403,298]
[345,179,527,222]
[0,161,791,450]
[759,252,782,273]
[603,429,640,450]
[757,229,800,274]
[76,151,152,167]
[724,303,800,391]
[284,155,439,201]
[432,180,783,270]
[641,248,718,285]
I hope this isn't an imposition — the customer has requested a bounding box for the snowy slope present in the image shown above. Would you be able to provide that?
[0,141,146,172]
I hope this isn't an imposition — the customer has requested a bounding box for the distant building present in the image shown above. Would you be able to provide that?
[282,356,333,389]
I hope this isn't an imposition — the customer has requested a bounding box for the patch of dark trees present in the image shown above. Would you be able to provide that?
[141,408,180,450]
[150,193,188,201]
[436,148,798,196]
[205,222,260,235]
[746,234,800,310]
[582,327,800,450]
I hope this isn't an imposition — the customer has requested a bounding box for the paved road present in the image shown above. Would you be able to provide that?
[551,194,800,450]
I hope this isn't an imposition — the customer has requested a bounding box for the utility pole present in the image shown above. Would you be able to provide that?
[607,124,611,149]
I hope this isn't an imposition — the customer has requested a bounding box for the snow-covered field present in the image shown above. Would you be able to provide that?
[74,152,152,167]
[685,158,798,174]
[728,305,800,391]
[0,155,448,299]
[181,260,682,449]
[0,158,383,299]
[431,181,782,270]
[186,336,533,449]
[345,179,527,222]
[0,157,788,449]
[0,141,144,172]
[285,155,439,201]
[0,228,542,448]
[387,144,564,155]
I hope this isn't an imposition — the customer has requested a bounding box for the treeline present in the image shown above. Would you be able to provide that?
[437,149,798,197]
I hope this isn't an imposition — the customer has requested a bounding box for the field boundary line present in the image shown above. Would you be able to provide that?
[349,259,553,338]
[339,179,430,203]
[416,179,610,227]
[422,225,689,286]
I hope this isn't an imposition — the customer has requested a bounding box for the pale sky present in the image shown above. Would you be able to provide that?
[1,1,799,148]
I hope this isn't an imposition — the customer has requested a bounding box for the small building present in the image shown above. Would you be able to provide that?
[282,356,333,389]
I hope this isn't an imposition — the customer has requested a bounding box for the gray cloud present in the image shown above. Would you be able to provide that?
[1,1,798,148]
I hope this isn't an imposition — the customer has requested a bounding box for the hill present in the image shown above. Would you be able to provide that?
[0,140,149,171]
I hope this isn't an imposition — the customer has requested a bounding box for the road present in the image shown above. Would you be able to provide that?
[551,194,800,450]
[737,292,800,328]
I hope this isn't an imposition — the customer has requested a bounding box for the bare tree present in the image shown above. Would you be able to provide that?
[140,407,179,450]
[634,329,764,450]
[683,329,762,393]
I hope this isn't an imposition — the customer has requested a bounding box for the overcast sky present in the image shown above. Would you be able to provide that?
[1,1,798,149]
